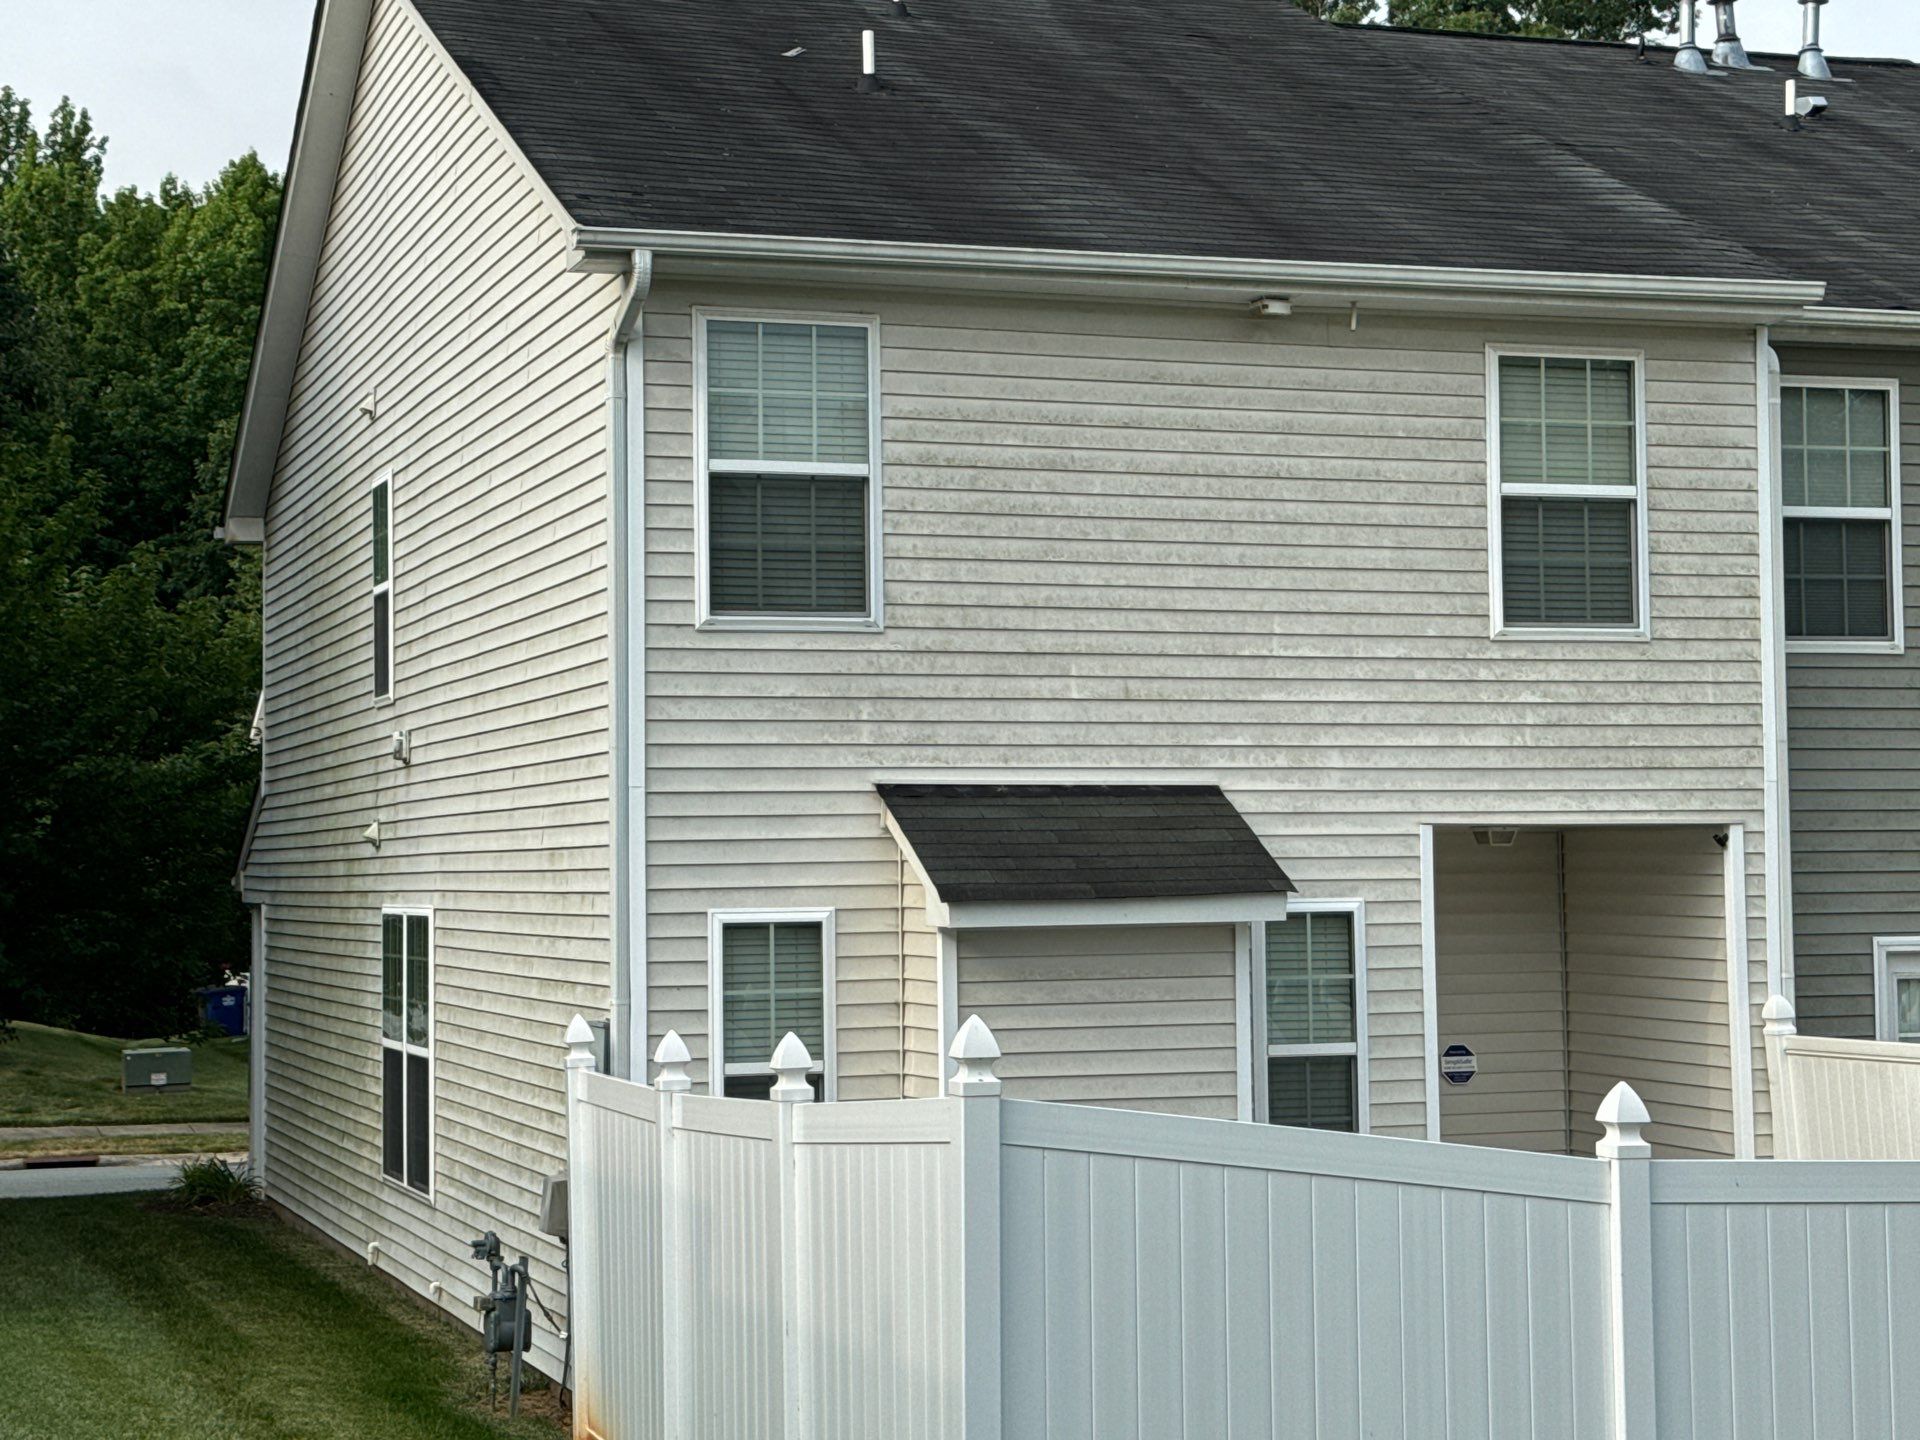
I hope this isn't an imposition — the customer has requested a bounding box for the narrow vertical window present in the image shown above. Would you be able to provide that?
[371,473,393,698]
[1263,910,1361,1132]
[711,913,831,1098]
[1491,354,1645,634]
[699,316,878,627]
[1781,382,1901,648]
[380,909,431,1193]
[1881,947,1920,1044]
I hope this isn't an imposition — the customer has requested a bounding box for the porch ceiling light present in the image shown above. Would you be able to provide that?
[1472,827,1518,847]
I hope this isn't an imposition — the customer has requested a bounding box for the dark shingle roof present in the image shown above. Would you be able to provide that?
[877,783,1294,904]
[409,0,1920,310]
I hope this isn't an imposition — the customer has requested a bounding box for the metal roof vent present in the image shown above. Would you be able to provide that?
[1798,0,1832,81]
[1674,2,1709,74]
[1710,2,1756,70]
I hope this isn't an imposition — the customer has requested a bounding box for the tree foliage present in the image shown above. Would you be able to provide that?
[0,88,277,1037]
[1297,0,1682,41]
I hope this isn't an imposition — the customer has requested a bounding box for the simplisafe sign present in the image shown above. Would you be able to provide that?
[1440,1044,1477,1086]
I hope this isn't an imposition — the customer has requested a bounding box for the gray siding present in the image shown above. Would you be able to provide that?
[1777,344,1920,1039]
[957,924,1240,1117]
[641,284,1775,1137]
[246,0,620,1370]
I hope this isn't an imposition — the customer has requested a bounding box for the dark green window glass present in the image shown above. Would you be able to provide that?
[1500,497,1636,627]
[709,474,868,615]
[722,922,825,1077]
[1267,1056,1356,1132]
[1784,519,1891,640]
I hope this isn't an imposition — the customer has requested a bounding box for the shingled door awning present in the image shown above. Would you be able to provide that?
[878,783,1294,928]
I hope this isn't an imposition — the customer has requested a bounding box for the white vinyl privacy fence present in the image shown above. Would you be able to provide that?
[1765,994,1920,1160]
[563,1016,1920,1440]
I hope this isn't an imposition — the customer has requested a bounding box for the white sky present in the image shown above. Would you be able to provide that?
[1,1,1917,195]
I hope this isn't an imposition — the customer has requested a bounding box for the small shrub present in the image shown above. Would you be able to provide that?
[169,1156,262,1209]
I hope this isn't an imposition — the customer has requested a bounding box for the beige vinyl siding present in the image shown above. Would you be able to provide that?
[1777,344,1920,1039]
[900,872,941,1098]
[1434,829,1569,1153]
[641,284,1774,1135]
[246,0,620,1373]
[956,925,1239,1117]
[1565,826,1733,1158]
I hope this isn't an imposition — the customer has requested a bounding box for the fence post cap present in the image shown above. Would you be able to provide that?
[564,1014,599,1072]
[771,1032,815,1104]
[1763,994,1798,1035]
[1595,1081,1653,1160]
[653,1029,693,1092]
[947,1013,1002,1097]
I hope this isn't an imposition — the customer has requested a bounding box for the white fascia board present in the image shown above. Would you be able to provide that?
[944,893,1290,930]
[1772,309,1920,345]
[879,808,950,928]
[570,225,1826,319]
[223,0,375,534]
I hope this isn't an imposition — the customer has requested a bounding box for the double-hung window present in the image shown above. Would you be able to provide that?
[708,911,834,1099]
[1781,380,1902,652]
[1875,940,1920,1044]
[371,471,394,699]
[1489,352,1647,638]
[696,314,880,629]
[380,909,432,1194]
[1259,906,1365,1132]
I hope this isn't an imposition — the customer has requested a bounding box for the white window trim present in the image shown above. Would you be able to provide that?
[706,908,839,1099]
[691,308,884,633]
[1872,935,1920,1043]
[1779,375,1904,656]
[1485,345,1651,643]
[371,468,396,704]
[379,904,434,1202]
[1250,898,1370,1134]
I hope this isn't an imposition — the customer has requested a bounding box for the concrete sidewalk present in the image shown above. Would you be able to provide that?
[0,1121,244,1141]
[0,1160,219,1199]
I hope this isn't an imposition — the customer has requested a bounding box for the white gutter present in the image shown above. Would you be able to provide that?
[571,224,1827,313]
[607,250,652,1079]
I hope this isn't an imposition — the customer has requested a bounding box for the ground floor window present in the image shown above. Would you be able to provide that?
[709,909,833,1099]
[380,909,432,1193]
[1260,904,1365,1132]
[1877,940,1920,1044]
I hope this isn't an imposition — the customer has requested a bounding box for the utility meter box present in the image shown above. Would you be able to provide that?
[538,1172,569,1241]
[122,1046,193,1093]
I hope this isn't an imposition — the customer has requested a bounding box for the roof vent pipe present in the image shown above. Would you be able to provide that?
[1674,3,1708,74]
[1711,2,1753,69]
[858,29,880,92]
[1798,0,1832,81]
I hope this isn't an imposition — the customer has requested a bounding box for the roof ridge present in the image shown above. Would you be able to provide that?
[1331,17,1916,66]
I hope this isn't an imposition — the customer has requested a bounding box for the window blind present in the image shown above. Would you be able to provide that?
[722,921,826,1072]
[1266,912,1355,1047]
[709,474,868,614]
[1267,1056,1356,1131]
[1501,496,1636,627]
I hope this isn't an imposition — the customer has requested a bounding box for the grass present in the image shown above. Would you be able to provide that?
[0,1022,249,1127]
[0,1194,564,1440]
[0,1130,249,1160]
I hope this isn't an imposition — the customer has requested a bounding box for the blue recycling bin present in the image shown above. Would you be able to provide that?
[196,984,249,1037]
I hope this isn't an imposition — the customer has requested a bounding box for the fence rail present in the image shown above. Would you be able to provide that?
[565,1013,1920,1440]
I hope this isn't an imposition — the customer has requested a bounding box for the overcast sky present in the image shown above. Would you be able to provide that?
[3,1,1919,195]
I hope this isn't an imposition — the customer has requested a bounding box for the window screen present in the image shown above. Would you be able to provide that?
[1267,1055,1357,1131]
[721,921,825,1071]
[1263,912,1360,1133]
[703,319,874,621]
[1495,356,1641,631]
[371,477,393,696]
[1781,385,1897,642]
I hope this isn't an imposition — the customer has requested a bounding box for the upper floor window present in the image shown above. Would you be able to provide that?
[380,908,432,1194]
[1876,941,1920,1045]
[1781,380,1902,652]
[1260,905,1365,1132]
[1489,352,1648,639]
[708,910,834,1099]
[695,314,881,630]
[371,472,394,699]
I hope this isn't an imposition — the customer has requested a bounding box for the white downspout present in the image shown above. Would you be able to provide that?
[1755,327,1795,1007]
[608,250,652,1077]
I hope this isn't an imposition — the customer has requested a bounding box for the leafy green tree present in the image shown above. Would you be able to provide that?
[1298,0,1682,40]
[0,89,274,1038]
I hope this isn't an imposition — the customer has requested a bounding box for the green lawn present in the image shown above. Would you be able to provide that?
[0,1194,564,1440]
[0,1022,249,1126]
